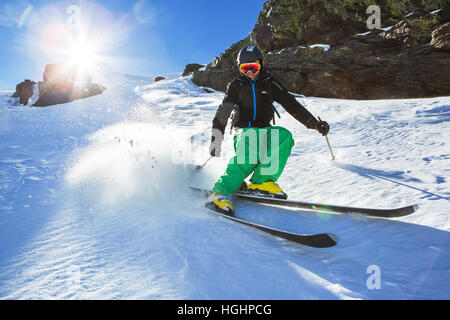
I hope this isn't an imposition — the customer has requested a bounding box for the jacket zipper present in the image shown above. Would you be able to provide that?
[248,78,257,127]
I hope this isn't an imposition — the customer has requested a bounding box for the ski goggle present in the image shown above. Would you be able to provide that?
[239,62,261,74]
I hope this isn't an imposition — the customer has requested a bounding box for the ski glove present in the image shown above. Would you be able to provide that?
[210,129,224,157]
[209,141,221,157]
[316,120,330,136]
[209,136,223,157]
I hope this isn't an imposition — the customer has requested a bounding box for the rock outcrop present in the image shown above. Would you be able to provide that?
[12,63,106,107]
[182,63,205,76]
[189,0,450,99]
[12,80,37,105]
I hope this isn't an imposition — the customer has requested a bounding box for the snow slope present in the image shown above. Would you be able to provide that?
[0,73,449,299]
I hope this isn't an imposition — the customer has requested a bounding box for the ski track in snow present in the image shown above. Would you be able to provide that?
[0,74,449,299]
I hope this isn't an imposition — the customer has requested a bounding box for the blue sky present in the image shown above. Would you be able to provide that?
[0,0,266,89]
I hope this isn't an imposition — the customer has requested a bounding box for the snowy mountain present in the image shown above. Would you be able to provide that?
[0,72,449,299]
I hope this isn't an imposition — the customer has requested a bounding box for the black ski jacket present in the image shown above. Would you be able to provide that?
[212,71,319,135]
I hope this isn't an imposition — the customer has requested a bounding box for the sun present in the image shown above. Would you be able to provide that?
[63,37,101,85]
[67,41,98,70]
[32,1,132,86]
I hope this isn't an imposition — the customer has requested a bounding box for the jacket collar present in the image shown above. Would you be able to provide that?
[238,70,271,82]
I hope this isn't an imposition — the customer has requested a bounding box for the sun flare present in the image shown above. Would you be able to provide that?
[59,38,100,85]
[65,37,101,74]
[67,43,97,68]
[30,1,132,87]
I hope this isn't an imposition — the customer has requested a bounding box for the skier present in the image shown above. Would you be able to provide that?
[206,45,329,216]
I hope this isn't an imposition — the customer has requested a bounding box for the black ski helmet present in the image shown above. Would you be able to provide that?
[237,45,263,67]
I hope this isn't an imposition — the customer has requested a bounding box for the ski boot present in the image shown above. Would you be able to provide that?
[239,181,248,191]
[247,180,288,199]
[206,192,235,216]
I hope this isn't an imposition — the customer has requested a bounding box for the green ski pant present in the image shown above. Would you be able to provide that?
[213,126,295,197]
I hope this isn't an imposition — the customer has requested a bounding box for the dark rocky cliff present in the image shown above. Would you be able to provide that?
[188,0,450,99]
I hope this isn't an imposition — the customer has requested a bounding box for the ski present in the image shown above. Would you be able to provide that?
[191,186,418,218]
[204,202,338,248]
[234,191,418,218]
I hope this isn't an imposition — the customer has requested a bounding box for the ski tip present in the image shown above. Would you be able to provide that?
[328,233,339,245]
[308,233,339,248]
[394,204,419,217]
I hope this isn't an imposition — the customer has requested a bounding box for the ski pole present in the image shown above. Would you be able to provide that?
[324,135,336,161]
[197,156,213,170]
[318,116,335,161]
